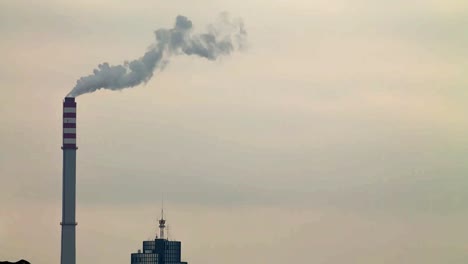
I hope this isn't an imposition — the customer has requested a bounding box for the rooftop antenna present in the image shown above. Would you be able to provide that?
[161,195,164,220]
[158,196,166,239]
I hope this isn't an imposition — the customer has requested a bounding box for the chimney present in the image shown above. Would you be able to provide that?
[61,97,77,264]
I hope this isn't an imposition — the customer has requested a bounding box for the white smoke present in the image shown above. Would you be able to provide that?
[68,13,246,97]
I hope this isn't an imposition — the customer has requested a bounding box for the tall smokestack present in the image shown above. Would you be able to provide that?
[61,97,77,264]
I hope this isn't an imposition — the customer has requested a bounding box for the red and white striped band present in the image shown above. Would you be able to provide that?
[63,98,77,149]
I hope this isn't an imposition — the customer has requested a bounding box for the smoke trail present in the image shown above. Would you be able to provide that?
[68,13,246,97]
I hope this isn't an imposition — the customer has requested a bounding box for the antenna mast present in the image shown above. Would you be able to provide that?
[158,199,166,239]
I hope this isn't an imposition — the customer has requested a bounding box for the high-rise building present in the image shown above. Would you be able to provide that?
[131,210,188,264]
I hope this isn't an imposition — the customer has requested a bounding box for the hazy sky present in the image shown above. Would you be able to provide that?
[1,0,468,263]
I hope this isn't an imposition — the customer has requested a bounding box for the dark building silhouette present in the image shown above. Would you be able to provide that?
[0,260,30,264]
[131,209,187,264]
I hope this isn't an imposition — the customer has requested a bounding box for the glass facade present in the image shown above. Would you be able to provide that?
[131,239,187,264]
[131,253,159,264]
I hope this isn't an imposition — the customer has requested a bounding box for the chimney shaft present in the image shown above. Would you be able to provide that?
[61,97,77,264]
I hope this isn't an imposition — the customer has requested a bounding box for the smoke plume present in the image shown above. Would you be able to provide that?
[68,13,246,97]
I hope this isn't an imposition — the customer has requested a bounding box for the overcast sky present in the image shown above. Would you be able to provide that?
[1,0,468,263]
